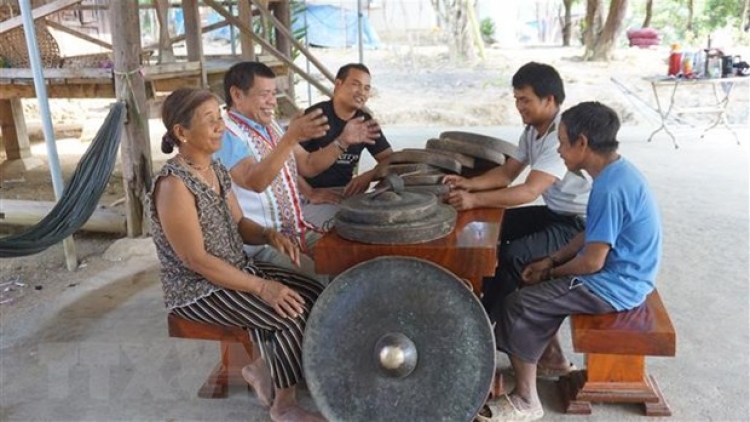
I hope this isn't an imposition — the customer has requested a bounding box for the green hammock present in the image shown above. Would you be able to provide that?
[0,102,126,258]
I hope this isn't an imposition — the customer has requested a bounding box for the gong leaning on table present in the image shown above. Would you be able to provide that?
[303,257,495,422]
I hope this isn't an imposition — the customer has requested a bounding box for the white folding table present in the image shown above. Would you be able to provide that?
[647,76,748,148]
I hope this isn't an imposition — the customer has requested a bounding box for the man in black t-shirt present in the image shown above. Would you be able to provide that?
[299,63,392,229]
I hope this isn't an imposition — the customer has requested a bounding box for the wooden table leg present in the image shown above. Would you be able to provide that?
[197,340,255,399]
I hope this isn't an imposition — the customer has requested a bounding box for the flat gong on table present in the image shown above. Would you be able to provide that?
[335,190,456,244]
[303,257,495,422]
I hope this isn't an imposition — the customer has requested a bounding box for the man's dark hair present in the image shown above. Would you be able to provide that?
[223,61,276,107]
[512,62,565,105]
[561,101,620,154]
[335,63,371,82]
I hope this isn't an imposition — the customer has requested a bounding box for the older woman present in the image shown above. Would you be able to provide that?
[150,87,325,422]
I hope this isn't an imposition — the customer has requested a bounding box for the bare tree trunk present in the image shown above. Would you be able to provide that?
[430,0,475,62]
[686,0,694,32]
[642,0,653,28]
[585,0,628,61]
[583,0,603,57]
[743,0,750,32]
[562,0,574,46]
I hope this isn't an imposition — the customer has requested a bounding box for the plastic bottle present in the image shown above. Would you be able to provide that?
[682,52,693,77]
[692,50,705,78]
[668,44,682,76]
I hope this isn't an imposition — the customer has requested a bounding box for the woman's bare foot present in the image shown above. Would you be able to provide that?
[271,386,326,422]
[241,360,274,408]
[269,405,326,422]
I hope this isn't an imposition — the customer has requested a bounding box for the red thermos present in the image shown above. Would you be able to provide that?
[668,44,682,76]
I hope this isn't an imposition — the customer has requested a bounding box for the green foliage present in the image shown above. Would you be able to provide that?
[252,0,307,60]
[629,0,746,46]
[703,0,743,30]
[480,17,496,43]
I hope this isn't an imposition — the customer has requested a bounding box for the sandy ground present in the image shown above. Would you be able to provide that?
[1,45,749,420]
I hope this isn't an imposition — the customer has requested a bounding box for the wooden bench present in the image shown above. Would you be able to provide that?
[167,313,255,398]
[559,289,676,416]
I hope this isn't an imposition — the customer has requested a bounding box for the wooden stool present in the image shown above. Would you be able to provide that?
[167,313,255,398]
[559,290,676,416]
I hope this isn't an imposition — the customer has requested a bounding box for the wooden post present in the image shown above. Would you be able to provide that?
[271,0,294,101]
[182,0,206,87]
[238,0,254,60]
[110,0,152,237]
[0,98,30,160]
[154,0,176,63]
[272,0,291,59]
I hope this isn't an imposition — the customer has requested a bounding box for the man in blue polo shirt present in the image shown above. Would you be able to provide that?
[481,101,662,421]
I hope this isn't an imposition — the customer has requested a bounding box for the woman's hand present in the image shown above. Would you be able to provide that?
[265,230,301,267]
[259,280,305,319]
[521,256,554,285]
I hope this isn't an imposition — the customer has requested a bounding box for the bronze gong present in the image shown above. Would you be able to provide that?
[426,131,518,165]
[334,190,457,244]
[303,257,495,422]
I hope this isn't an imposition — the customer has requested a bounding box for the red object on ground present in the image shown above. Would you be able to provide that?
[627,28,661,48]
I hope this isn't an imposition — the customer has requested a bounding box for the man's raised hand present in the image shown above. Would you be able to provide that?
[339,116,380,148]
[287,109,329,143]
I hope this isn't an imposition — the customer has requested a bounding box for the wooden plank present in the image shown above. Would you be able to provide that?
[150,77,202,92]
[143,61,202,79]
[0,0,83,34]
[0,200,127,234]
[0,68,112,79]
[571,290,676,357]
[45,20,112,50]
[168,313,248,341]
[0,83,115,99]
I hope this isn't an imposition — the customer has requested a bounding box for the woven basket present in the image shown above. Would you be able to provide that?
[0,4,62,68]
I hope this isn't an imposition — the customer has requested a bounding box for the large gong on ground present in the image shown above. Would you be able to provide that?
[303,257,495,422]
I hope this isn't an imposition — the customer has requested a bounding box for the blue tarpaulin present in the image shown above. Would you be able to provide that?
[293,4,381,49]
[177,4,381,50]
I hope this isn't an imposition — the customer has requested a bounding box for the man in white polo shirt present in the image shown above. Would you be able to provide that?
[443,62,590,342]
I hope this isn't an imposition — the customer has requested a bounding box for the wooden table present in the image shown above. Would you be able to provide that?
[314,208,504,293]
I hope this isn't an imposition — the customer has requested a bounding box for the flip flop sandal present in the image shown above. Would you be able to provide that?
[474,394,544,422]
